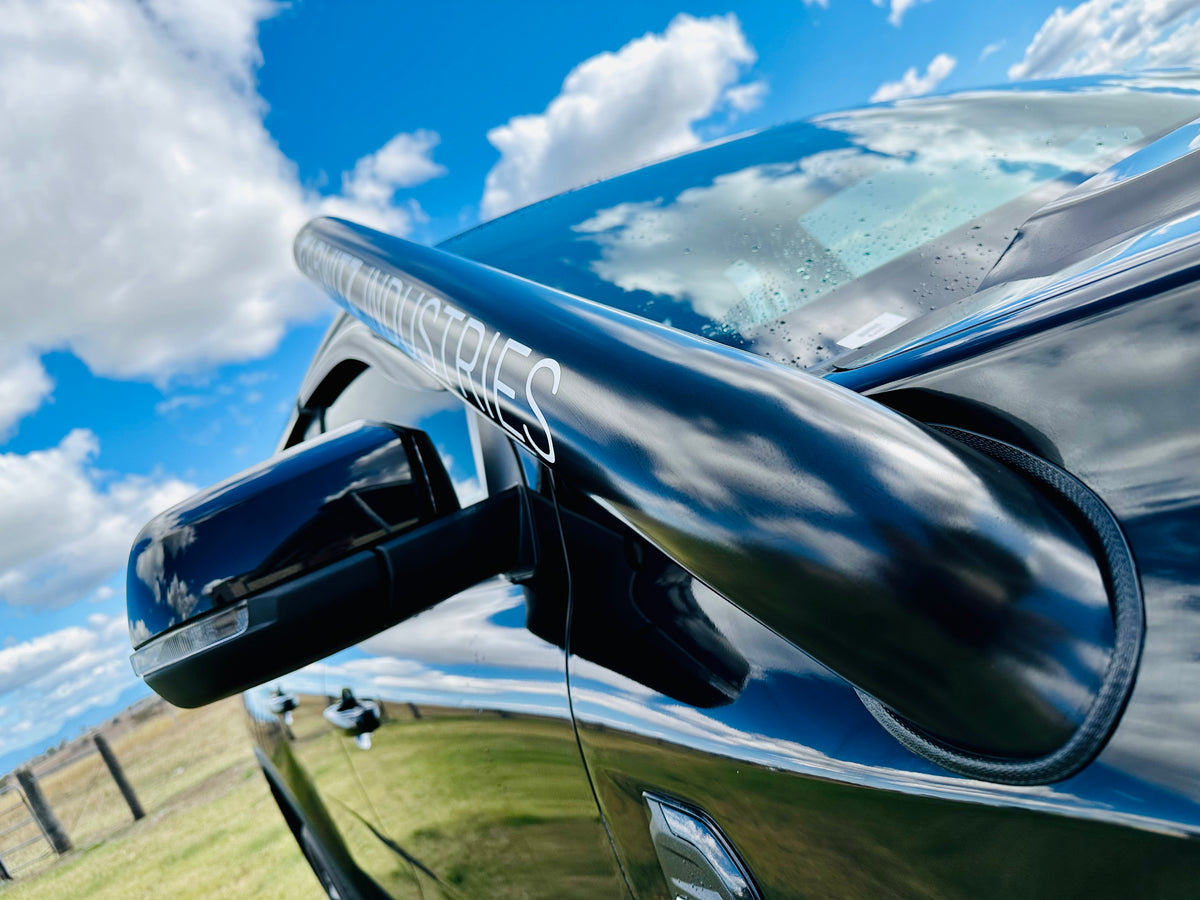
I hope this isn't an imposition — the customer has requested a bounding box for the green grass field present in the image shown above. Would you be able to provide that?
[0,693,625,900]
[269,697,625,899]
[0,697,324,900]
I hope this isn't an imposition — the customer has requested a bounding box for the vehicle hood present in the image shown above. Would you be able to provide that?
[441,71,1200,377]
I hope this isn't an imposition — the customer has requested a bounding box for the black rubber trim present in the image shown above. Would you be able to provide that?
[857,425,1144,785]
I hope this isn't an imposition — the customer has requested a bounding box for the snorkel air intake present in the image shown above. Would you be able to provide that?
[294,216,1140,784]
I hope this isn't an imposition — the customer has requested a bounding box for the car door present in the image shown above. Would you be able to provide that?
[265,320,627,899]
[554,372,1200,899]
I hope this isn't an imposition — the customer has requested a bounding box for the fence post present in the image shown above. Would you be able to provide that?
[14,768,71,855]
[93,734,145,822]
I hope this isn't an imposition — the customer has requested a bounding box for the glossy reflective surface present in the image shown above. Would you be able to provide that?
[245,353,628,898]
[561,511,1200,897]
[245,686,423,898]
[543,77,1200,896]
[296,212,1119,763]
[644,795,760,900]
[240,74,1200,898]
[127,422,447,644]
[856,269,1200,811]
[445,73,1200,372]
[315,579,627,898]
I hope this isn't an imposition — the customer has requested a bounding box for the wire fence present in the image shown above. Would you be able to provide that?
[0,697,162,881]
[0,782,53,880]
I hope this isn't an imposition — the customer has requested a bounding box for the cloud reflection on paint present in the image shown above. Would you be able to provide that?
[569,84,1200,370]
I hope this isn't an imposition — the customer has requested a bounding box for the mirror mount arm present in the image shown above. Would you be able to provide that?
[374,486,531,620]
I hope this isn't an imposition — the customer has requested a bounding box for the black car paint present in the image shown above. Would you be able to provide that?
[294,213,1127,770]
[225,78,1200,896]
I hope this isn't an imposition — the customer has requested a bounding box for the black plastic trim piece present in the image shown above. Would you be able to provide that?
[643,792,761,900]
[858,426,1144,785]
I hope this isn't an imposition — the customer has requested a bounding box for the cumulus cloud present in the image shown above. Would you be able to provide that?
[871,53,957,102]
[0,351,54,439]
[872,0,933,27]
[143,0,279,86]
[342,130,447,199]
[0,0,453,764]
[0,0,317,386]
[1009,0,1200,80]
[480,13,760,220]
[725,80,770,113]
[324,129,446,234]
[0,430,195,610]
[0,0,444,430]
[0,614,137,759]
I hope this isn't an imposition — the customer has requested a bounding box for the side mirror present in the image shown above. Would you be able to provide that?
[127,422,523,707]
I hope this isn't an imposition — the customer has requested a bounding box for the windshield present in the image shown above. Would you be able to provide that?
[444,74,1200,372]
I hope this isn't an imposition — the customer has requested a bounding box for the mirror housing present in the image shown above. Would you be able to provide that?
[127,421,520,707]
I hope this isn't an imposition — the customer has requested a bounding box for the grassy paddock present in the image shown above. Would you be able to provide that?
[272,701,626,899]
[0,697,322,899]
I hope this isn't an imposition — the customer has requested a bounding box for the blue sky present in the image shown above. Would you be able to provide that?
[1,0,1199,770]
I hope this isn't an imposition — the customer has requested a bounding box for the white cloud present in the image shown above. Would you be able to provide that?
[0,0,453,762]
[153,394,215,416]
[872,0,933,27]
[725,80,770,113]
[871,53,957,102]
[143,0,278,86]
[0,0,319,386]
[327,129,446,234]
[0,351,54,439]
[480,13,759,220]
[129,619,153,646]
[0,614,137,759]
[1009,0,1200,80]
[980,40,1007,62]
[319,194,431,241]
[342,130,447,200]
[0,0,442,431]
[0,430,195,610]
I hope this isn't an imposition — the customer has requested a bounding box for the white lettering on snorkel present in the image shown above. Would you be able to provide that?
[296,232,560,464]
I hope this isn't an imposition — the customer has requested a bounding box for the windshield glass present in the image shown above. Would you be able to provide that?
[444,75,1200,372]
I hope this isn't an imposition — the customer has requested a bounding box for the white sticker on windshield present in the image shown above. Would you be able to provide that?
[836,312,908,349]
